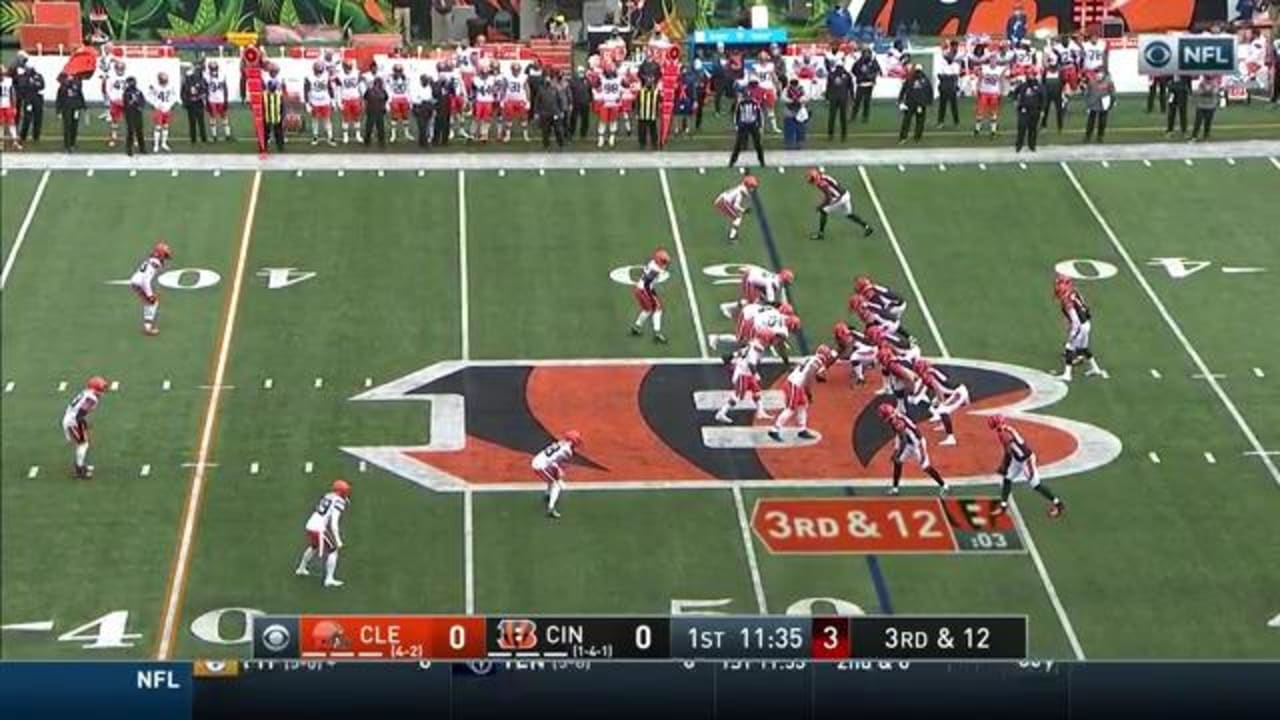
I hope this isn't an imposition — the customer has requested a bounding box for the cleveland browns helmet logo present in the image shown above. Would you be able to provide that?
[342,358,1121,492]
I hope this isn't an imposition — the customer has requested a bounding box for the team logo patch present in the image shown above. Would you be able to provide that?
[342,359,1121,492]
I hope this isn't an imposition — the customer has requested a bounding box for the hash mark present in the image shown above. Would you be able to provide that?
[263,378,273,389]
[27,466,39,478]
[1142,160,1152,167]
[1184,159,1194,166]
[162,379,171,390]
[249,462,259,475]
[337,170,345,177]
[1149,369,1162,379]
[129,170,137,177]
[140,464,151,477]
[938,164,947,172]
[170,170,179,177]
[1204,452,1217,464]
[198,384,236,390]
[304,461,314,474]
[109,380,120,391]
[1019,162,1027,170]
[377,170,385,177]
[314,377,324,389]
[1226,158,1236,166]
[417,170,425,177]
[57,381,67,392]
[1101,161,1110,168]
[87,169,95,177]
[1192,372,1226,380]
[1148,452,1161,464]
[358,461,367,473]
[1254,368,1265,378]
[363,377,372,388]
[3,381,13,393]
[182,462,219,469]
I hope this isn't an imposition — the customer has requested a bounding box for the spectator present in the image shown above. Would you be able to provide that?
[533,69,564,149]
[1165,75,1191,137]
[851,48,881,123]
[935,43,960,128]
[364,77,389,148]
[729,82,765,168]
[568,67,592,141]
[1083,69,1115,143]
[55,73,85,151]
[782,77,809,149]
[826,58,853,140]
[263,65,286,153]
[392,0,413,44]
[122,76,146,156]
[412,74,435,149]
[897,65,932,144]
[636,78,661,149]
[180,64,209,144]
[17,65,44,144]
[1006,4,1029,45]
[1190,76,1219,141]
[1013,72,1045,152]
[546,13,571,42]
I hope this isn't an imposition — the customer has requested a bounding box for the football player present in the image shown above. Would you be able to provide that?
[130,241,171,336]
[714,174,758,243]
[471,61,498,143]
[104,60,127,147]
[500,62,530,143]
[877,344,920,409]
[387,64,413,142]
[305,61,337,146]
[988,415,1065,518]
[974,54,1006,137]
[740,266,793,307]
[806,169,874,240]
[833,321,877,385]
[206,61,232,141]
[1054,277,1106,381]
[866,324,919,364]
[631,248,671,344]
[63,376,109,479]
[337,60,365,144]
[1081,33,1108,80]
[753,51,781,134]
[854,276,907,320]
[879,403,949,496]
[715,350,770,423]
[532,430,582,519]
[147,72,178,152]
[296,479,352,587]
[851,295,907,338]
[912,357,970,446]
[768,345,837,442]
[595,63,623,148]
[0,67,15,150]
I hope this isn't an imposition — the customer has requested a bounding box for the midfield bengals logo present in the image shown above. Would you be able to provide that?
[342,359,1121,492]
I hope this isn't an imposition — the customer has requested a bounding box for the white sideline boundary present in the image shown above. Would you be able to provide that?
[1,169,51,290]
[2,140,1278,172]
[458,169,475,616]
[857,167,1087,661]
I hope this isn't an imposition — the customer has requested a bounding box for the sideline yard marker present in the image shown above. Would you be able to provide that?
[249,462,259,475]
[304,461,313,474]
[162,379,171,391]
[314,377,324,389]
[1254,368,1265,378]
[57,381,67,392]
[1148,452,1161,464]
[1149,369,1162,379]
[27,466,39,479]
[263,377,273,389]
[3,381,12,393]
[141,464,151,477]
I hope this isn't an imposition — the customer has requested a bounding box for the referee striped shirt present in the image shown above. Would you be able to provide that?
[735,96,761,128]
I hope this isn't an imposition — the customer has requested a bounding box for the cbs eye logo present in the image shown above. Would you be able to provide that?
[261,623,292,652]
[1144,41,1173,69]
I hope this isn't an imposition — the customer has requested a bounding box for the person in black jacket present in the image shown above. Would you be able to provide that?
[55,73,85,151]
[16,66,44,143]
[1014,75,1045,152]
[363,77,389,148]
[122,76,146,156]
[825,61,852,141]
[568,68,592,140]
[432,76,453,146]
[1146,74,1170,114]
[534,70,565,149]
[728,82,765,168]
[1040,55,1066,132]
[181,66,209,144]
[1164,75,1191,137]
[897,65,932,143]
[850,49,881,123]
[935,43,961,128]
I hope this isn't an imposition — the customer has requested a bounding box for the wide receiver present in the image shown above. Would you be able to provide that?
[806,169,874,240]
[878,403,949,496]
[714,174,757,243]
[988,415,1065,517]
[630,248,670,344]
[532,430,583,519]
[1054,275,1106,381]
[130,241,171,336]
[63,376,110,479]
[296,479,352,587]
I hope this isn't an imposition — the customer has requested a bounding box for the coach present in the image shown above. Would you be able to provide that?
[851,48,881,123]
[897,65,932,144]
[729,81,766,168]
[1014,73,1045,152]
[825,60,852,141]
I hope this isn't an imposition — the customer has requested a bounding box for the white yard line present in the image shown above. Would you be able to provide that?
[458,169,476,615]
[859,167,1087,660]
[1,169,52,290]
[1270,157,1280,171]
[1061,162,1280,489]
[156,170,262,659]
[659,167,767,614]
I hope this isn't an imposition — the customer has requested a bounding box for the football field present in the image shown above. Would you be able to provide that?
[2,150,1279,660]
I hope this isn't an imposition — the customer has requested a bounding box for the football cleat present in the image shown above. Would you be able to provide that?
[939,484,951,497]
[887,486,900,496]
[938,436,957,446]
[629,326,642,336]
[991,501,1009,517]
[767,429,783,442]
[809,232,825,241]
[547,508,562,519]
[295,566,310,576]
[797,429,817,440]
[1048,500,1065,518]
[144,326,159,336]
[324,578,345,588]
[654,333,668,344]
[863,225,875,237]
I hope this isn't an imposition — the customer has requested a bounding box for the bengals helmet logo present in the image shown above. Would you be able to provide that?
[495,619,538,651]
[343,358,1120,492]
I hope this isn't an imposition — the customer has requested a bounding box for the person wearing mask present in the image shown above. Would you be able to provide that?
[363,76,389,148]
[1190,76,1219,142]
[1083,69,1115,143]
[935,43,961,128]
[897,64,932,144]
[263,65,286,152]
[636,78,661,149]
[534,68,565,149]
[782,77,809,149]
[1164,74,1191,137]
[55,72,85,151]
[16,66,44,144]
[412,74,435,149]
[568,67,592,141]
[122,76,146,156]
[432,73,454,146]
[1013,72,1045,152]
[851,48,881,123]
[825,58,852,140]
[729,81,765,168]
[180,64,209,144]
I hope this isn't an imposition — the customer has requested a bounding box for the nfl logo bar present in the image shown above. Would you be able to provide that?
[496,619,539,651]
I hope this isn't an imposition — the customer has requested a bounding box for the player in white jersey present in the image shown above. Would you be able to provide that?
[910,358,970,446]
[304,62,336,145]
[206,61,232,141]
[769,346,837,441]
[336,61,365,144]
[0,67,17,150]
[753,52,781,133]
[740,266,793,306]
[714,175,757,242]
[387,64,413,142]
[147,72,178,152]
[104,60,128,146]
[470,64,499,142]
[500,63,531,142]
[631,248,671,343]
[63,376,109,479]
[130,242,172,335]
[531,431,583,518]
[879,403,949,496]
[715,350,771,423]
[595,64,623,147]
[296,479,352,587]
[974,56,1007,137]
[1081,36,1107,78]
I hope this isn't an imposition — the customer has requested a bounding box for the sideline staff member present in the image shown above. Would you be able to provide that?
[729,80,765,168]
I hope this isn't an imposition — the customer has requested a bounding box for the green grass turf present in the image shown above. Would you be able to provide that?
[0,170,41,263]
[9,95,1280,155]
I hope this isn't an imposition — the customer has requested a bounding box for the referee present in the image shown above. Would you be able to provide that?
[263,64,285,152]
[728,80,765,168]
